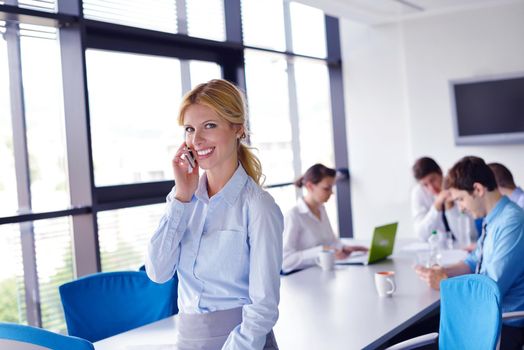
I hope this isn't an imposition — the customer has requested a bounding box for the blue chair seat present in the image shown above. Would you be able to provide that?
[387,274,524,350]
[0,322,94,350]
[59,270,177,342]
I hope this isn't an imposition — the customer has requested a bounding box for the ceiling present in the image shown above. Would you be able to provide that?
[294,0,522,24]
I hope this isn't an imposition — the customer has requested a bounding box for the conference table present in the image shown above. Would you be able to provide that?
[95,242,454,350]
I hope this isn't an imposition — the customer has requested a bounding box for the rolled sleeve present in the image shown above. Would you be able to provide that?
[145,188,193,283]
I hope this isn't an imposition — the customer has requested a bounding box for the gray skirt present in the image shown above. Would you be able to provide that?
[176,307,279,350]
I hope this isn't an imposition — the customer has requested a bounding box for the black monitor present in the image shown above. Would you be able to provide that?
[450,73,524,145]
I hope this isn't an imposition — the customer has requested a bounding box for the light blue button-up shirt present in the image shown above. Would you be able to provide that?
[509,186,524,209]
[464,196,524,326]
[146,164,284,349]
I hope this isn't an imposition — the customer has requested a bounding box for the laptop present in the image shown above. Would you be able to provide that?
[336,222,398,265]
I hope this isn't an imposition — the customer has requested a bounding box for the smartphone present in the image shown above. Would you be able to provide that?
[184,146,196,173]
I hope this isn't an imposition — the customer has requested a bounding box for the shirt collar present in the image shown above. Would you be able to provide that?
[297,197,323,222]
[297,197,310,214]
[485,195,510,226]
[510,187,524,201]
[194,163,248,205]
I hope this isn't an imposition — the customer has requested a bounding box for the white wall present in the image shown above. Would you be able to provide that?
[340,1,524,239]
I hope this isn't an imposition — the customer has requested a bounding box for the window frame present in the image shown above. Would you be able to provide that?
[0,0,352,329]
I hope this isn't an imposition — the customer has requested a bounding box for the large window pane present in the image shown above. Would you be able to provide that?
[189,60,222,88]
[34,217,74,333]
[289,2,326,58]
[98,204,165,272]
[86,50,183,186]
[295,58,334,172]
[294,58,338,234]
[241,0,286,51]
[186,0,225,41]
[20,30,70,213]
[266,185,296,217]
[0,224,26,324]
[83,0,178,34]
[244,50,293,185]
[0,34,18,217]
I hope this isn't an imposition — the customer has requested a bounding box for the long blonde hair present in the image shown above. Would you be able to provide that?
[178,79,263,185]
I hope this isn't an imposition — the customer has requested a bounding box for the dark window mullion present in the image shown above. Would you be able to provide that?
[325,15,353,237]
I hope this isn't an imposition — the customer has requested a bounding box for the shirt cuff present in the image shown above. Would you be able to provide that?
[302,245,324,260]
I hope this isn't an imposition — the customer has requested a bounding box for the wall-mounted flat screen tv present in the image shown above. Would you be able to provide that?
[450,73,524,145]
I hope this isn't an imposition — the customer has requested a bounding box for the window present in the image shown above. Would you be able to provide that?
[0,34,17,217]
[34,218,74,333]
[189,60,222,88]
[20,31,70,213]
[86,50,183,187]
[294,58,338,233]
[98,204,165,272]
[186,0,225,41]
[83,0,178,34]
[242,7,341,234]
[14,0,56,13]
[0,224,26,325]
[241,0,286,51]
[244,50,294,185]
[289,2,326,58]
[0,0,347,331]
[294,58,334,171]
[266,185,296,218]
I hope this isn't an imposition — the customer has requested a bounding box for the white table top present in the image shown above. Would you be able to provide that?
[94,316,178,350]
[95,244,446,350]
[274,254,440,350]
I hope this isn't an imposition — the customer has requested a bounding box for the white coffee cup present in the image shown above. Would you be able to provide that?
[316,250,335,271]
[374,271,396,297]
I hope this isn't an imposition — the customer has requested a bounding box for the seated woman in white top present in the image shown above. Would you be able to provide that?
[282,164,367,273]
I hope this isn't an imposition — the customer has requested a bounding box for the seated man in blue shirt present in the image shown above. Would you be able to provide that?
[415,156,524,350]
[488,162,524,209]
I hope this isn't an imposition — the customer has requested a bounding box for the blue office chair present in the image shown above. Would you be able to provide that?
[59,270,178,342]
[0,322,94,350]
[386,274,524,350]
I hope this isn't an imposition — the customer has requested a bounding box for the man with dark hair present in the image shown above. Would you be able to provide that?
[488,162,524,209]
[411,157,476,247]
[416,156,524,349]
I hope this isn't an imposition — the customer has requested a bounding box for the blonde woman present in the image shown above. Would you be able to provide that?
[282,164,367,273]
[146,79,283,349]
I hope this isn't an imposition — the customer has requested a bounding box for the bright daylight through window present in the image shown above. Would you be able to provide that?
[0,0,346,333]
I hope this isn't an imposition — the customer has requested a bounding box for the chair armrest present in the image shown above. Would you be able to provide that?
[502,311,524,320]
[385,333,439,350]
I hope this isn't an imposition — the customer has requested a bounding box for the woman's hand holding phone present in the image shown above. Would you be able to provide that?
[172,142,199,202]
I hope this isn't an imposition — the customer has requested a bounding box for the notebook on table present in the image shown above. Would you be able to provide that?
[336,222,398,265]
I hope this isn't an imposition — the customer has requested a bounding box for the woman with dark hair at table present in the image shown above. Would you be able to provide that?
[282,163,367,273]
